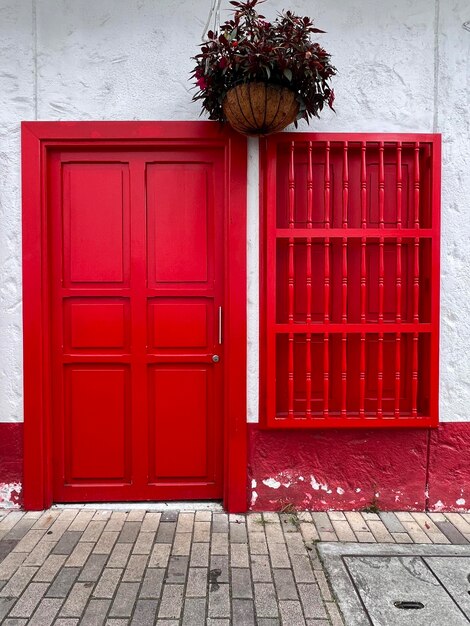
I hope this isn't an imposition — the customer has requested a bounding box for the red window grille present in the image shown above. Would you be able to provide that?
[260,134,441,428]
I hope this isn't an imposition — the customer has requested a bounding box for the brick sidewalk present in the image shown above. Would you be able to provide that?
[0,508,469,625]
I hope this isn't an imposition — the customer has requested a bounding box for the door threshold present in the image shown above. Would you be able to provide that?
[52,501,224,512]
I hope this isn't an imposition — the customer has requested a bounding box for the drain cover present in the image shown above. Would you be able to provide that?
[319,544,470,626]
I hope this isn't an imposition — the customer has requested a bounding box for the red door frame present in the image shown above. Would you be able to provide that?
[22,121,248,512]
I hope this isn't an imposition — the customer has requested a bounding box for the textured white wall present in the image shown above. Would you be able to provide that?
[0,0,468,423]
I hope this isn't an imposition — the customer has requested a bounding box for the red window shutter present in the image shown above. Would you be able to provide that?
[260,134,441,428]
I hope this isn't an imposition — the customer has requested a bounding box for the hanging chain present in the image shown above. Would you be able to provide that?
[202,0,222,41]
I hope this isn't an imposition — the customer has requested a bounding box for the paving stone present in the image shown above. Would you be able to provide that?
[211,532,229,555]
[254,582,278,618]
[2,618,28,626]
[292,554,316,583]
[344,512,369,533]
[104,513,127,533]
[206,620,230,626]
[118,523,141,544]
[155,522,176,544]
[195,511,212,522]
[279,600,306,625]
[311,513,338,541]
[233,598,256,625]
[284,533,307,556]
[0,598,16,622]
[230,543,249,568]
[411,512,451,544]
[0,551,28,579]
[44,521,73,543]
[324,601,345,625]
[190,542,210,567]
[273,568,298,599]
[52,532,82,555]
[28,597,63,625]
[230,522,248,543]
[127,510,145,522]
[46,567,80,597]
[257,620,281,626]
[210,554,229,583]
[391,532,414,543]
[165,554,188,584]
[231,567,253,598]
[0,566,38,597]
[355,531,377,543]
[331,520,356,542]
[186,567,208,597]
[141,513,161,532]
[208,582,230,617]
[212,514,229,533]
[12,530,46,553]
[65,542,94,567]
[398,519,433,543]
[435,520,469,544]
[366,519,395,543]
[79,554,108,582]
[0,539,19,563]
[109,582,139,618]
[53,619,79,626]
[34,554,67,582]
[3,519,36,542]
[23,539,57,566]
[59,582,93,617]
[149,543,171,568]
[122,554,148,582]
[105,620,128,626]
[140,567,165,598]
[80,598,111,626]
[68,511,95,532]
[182,597,206,625]
[445,512,470,536]
[297,583,328,619]
[81,521,106,543]
[379,511,406,533]
[94,531,119,555]
[268,540,291,568]
[172,532,191,556]
[93,568,122,598]
[249,533,268,554]
[176,513,194,533]
[251,554,272,582]
[32,513,59,531]
[158,584,184,619]
[133,532,155,555]
[93,511,112,522]
[130,599,158,626]
[193,522,211,542]
[314,570,333,602]
[161,511,178,522]
[107,543,132,568]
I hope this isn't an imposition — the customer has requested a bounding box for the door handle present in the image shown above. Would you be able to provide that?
[218,306,222,345]
[212,354,220,363]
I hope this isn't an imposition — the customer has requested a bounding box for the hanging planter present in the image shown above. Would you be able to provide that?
[222,82,299,135]
[191,0,336,136]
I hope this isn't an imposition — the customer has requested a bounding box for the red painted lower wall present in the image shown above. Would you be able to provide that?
[1,421,470,511]
[248,422,470,512]
[0,423,23,507]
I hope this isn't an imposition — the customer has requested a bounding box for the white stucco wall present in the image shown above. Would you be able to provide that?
[0,0,469,424]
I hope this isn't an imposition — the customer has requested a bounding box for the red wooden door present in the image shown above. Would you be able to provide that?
[49,148,225,502]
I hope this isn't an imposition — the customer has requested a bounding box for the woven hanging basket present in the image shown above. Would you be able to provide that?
[222,82,299,136]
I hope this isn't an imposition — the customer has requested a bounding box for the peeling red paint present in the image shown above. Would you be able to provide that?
[248,424,429,511]
[428,424,470,511]
[0,423,23,508]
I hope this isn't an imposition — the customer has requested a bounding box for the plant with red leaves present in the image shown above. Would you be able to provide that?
[191,0,336,125]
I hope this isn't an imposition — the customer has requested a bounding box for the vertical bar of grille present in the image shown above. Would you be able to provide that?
[288,141,295,418]
[395,142,403,417]
[323,141,331,416]
[306,142,313,417]
[360,141,367,417]
[341,141,348,417]
[377,141,385,417]
[412,142,420,417]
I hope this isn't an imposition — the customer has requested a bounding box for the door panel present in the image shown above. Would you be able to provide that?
[50,148,224,502]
